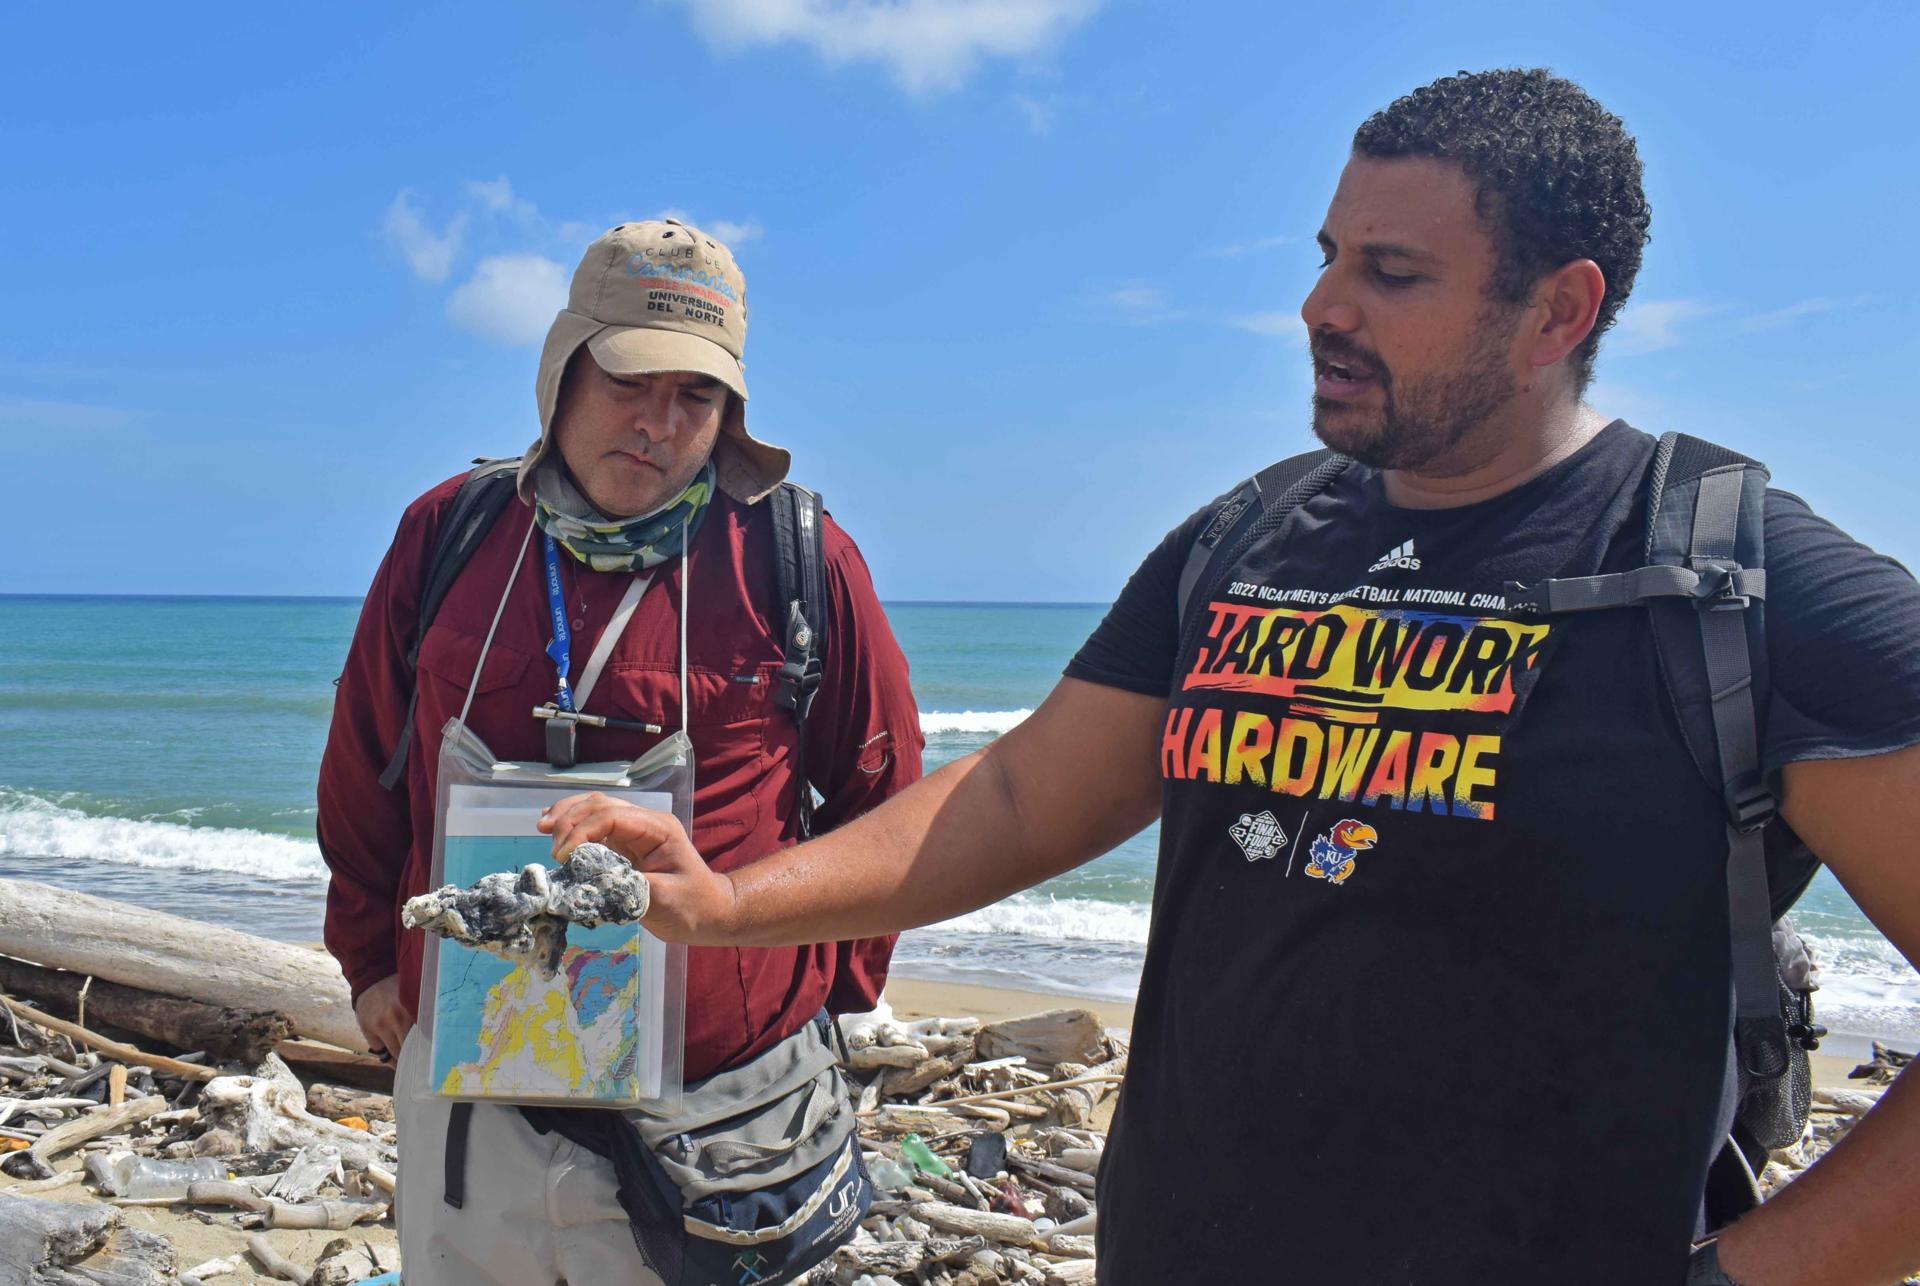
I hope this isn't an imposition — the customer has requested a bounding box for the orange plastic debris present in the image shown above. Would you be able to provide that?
[336,1116,371,1131]
[1,1139,30,1152]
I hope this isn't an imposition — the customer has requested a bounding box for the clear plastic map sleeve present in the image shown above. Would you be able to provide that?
[413,718,687,1109]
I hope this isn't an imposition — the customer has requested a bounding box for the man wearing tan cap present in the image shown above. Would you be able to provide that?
[318,219,924,1284]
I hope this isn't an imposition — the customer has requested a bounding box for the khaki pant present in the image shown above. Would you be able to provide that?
[394,1030,665,1286]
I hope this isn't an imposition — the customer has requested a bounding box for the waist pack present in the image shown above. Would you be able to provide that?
[447,1014,870,1286]
[1176,432,1826,1226]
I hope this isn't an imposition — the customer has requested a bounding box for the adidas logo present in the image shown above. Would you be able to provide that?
[1368,539,1422,573]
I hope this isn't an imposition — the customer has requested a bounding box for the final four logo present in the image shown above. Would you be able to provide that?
[1228,810,1289,862]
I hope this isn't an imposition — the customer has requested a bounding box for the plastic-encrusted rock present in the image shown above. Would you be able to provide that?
[401,844,650,977]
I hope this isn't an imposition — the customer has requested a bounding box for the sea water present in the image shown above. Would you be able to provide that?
[0,594,1913,1048]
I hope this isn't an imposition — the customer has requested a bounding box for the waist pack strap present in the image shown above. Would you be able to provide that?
[444,1102,474,1210]
[518,1104,685,1275]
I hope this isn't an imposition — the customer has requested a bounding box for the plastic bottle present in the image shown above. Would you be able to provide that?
[85,1151,229,1198]
[899,1133,953,1179]
[867,1157,914,1191]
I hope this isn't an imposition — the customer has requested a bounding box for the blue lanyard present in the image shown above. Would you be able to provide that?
[542,533,575,712]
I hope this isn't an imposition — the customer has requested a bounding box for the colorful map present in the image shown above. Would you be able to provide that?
[429,831,661,1103]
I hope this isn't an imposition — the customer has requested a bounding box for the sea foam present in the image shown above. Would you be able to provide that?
[0,789,327,883]
[922,893,1151,945]
[1800,930,1920,1042]
[919,710,1032,737]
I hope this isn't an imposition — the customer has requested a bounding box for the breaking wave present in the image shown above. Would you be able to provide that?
[921,892,1151,944]
[918,710,1031,737]
[1801,930,1920,1043]
[0,788,326,883]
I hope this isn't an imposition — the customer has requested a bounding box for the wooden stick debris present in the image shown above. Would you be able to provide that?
[863,1071,1125,1114]
[29,1094,168,1164]
[246,1232,314,1285]
[0,997,216,1082]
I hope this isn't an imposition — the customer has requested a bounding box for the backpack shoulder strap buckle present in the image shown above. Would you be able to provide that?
[775,602,825,721]
[1689,560,1765,612]
[1724,770,1777,833]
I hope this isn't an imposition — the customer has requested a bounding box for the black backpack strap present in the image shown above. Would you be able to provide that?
[1174,450,1352,662]
[444,1101,474,1209]
[1508,432,1791,1080]
[1685,459,1789,1080]
[519,1105,686,1274]
[1502,561,1764,615]
[769,482,829,837]
[378,457,523,790]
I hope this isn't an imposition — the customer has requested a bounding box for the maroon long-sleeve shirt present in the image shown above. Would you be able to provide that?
[317,475,924,1080]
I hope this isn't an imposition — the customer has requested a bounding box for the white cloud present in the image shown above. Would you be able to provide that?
[654,209,762,247]
[1584,379,1664,423]
[668,0,1105,95]
[382,191,467,282]
[1087,283,1184,327]
[387,181,762,342]
[446,255,569,346]
[1608,298,1718,356]
[1011,92,1056,134]
[464,175,547,232]
[1603,294,1863,357]
[1231,312,1304,339]
[708,218,764,245]
[1207,234,1292,259]
[1739,296,1863,333]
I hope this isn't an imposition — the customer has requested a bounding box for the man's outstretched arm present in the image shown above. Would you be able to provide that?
[1713,741,1920,1286]
[540,676,1166,946]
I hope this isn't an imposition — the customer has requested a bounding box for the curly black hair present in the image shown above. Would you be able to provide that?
[1353,68,1651,392]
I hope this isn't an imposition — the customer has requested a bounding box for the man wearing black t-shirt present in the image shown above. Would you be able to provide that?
[542,71,1920,1285]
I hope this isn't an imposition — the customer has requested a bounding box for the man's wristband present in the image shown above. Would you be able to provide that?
[1687,1240,1745,1286]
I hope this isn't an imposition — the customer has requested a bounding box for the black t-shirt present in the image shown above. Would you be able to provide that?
[1066,422,1920,1285]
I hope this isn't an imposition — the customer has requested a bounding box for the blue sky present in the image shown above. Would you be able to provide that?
[4,1,1917,601]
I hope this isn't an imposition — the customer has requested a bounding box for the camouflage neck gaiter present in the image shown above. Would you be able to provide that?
[532,457,716,573]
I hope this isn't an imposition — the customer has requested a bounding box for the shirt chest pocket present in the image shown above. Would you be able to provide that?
[596,660,792,850]
[594,659,785,730]
[415,623,536,709]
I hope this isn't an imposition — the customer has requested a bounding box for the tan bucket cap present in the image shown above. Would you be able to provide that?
[522,219,790,504]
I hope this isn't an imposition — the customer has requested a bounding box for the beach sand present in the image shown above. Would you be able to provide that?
[9,974,1886,1279]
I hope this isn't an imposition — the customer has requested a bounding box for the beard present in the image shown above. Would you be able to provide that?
[1310,305,1522,473]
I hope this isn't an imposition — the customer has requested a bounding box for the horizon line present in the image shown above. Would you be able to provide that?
[0,592,1108,609]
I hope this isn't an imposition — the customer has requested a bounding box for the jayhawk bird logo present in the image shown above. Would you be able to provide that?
[1304,819,1378,885]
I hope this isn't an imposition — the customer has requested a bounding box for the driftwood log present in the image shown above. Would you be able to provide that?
[909,1201,1039,1246]
[305,1085,393,1125]
[47,1225,177,1285]
[0,1193,119,1277]
[30,1094,169,1166]
[974,1009,1106,1066]
[834,1234,988,1275]
[275,1041,393,1095]
[1,997,218,1083]
[246,1233,313,1285]
[0,954,293,1064]
[0,878,364,1052]
[179,1254,247,1286]
[266,1197,389,1230]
